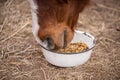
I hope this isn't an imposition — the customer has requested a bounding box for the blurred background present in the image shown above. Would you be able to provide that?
[0,0,120,80]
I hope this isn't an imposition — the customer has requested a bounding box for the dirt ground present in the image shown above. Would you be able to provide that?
[0,0,120,80]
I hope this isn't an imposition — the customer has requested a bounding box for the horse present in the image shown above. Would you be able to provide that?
[29,0,90,50]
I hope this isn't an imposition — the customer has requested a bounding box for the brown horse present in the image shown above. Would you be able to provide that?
[29,0,90,49]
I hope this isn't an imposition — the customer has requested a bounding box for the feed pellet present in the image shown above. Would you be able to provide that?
[58,42,89,53]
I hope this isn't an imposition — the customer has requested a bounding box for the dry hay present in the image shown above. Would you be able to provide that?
[0,0,120,80]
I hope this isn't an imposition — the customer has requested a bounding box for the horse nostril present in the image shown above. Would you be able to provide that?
[46,37,55,49]
[62,29,67,49]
